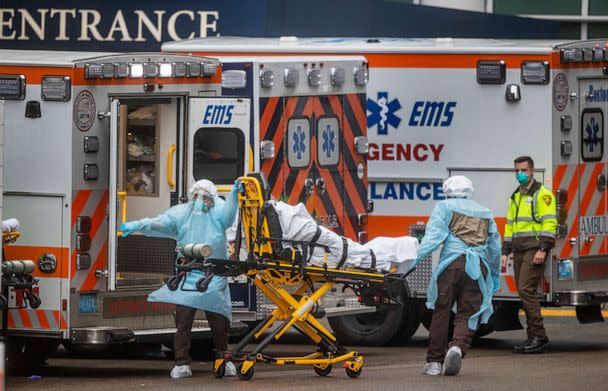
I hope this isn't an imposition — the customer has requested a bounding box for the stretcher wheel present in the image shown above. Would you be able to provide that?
[314,364,332,376]
[213,362,226,378]
[236,362,254,380]
[167,275,182,291]
[346,367,362,379]
[196,276,211,292]
[26,292,41,309]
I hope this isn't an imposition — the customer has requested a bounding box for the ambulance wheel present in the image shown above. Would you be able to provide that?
[213,362,226,378]
[388,300,421,345]
[346,367,362,379]
[236,362,254,380]
[328,306,403,346]
[314,364,332,376]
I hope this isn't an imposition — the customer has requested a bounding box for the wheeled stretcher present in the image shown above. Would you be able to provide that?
[173,174,414,380]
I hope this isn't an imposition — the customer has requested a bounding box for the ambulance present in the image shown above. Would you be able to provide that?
[163,37,608,345]
[0,50,368,364]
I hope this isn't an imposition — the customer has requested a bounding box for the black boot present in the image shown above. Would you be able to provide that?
[512,338,533,353]
[521,336,549,354]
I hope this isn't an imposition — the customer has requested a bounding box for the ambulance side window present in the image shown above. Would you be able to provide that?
[287,117,311,169]
[581,108,604,162]
[192,128,244,183]
[317,116,340,167]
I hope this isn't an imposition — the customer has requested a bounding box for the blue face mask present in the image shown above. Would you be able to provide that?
[516,171,529,185]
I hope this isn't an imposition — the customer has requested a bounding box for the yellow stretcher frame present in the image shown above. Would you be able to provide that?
[210,175,401,380]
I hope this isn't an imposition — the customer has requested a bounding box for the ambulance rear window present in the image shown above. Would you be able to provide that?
[192,128,244,183]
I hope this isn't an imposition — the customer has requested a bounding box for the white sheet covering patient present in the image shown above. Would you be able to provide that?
[270,201,419,271]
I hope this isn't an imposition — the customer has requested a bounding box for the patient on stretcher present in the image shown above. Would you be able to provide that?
[263,201,419,272]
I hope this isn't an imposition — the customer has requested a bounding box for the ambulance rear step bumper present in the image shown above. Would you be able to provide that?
[554,290,608,306]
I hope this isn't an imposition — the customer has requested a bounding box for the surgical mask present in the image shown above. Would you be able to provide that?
[516,171,529,185]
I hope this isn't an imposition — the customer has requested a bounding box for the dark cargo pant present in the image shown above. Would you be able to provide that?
[513,249,546,338]
[427,256,485,363]
[174,305,230,365]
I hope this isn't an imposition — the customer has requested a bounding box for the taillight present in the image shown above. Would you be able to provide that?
[556,188,568,205]
[556,188,568,237]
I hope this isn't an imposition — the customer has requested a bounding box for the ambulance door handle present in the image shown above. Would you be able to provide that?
[315,178,326,196]
[97,111,110,119]
[167,144,176,190]
[304,178,315,197]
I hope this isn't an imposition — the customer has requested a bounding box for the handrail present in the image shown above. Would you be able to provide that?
[167,144,176,190]
[117,191,127,237]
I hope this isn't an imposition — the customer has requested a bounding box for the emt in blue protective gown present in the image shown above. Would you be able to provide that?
[120,179,238,379]
[410,176,501,376]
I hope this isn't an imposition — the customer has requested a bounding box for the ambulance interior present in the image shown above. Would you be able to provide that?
[115,98,179,288]
[113,98,246,288]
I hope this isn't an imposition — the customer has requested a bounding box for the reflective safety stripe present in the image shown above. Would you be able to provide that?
[506,219,514,224]
[539,214,557,221]
[514,216,535,222]
[512,231,556,238]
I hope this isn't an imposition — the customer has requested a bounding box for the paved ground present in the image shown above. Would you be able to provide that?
[7,316,608,391]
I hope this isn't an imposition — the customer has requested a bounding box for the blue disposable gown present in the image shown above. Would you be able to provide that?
[411,198,502,330]
[127,187,238,320]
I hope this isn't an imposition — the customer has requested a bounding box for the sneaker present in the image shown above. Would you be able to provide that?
[225,361,237,377]
[170,365,192,379]
[423,362,442,376]
[443,346,462,376]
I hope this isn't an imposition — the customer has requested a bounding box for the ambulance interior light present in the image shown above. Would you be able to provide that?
[129,63,144,78]
[158,63,173,78]
[521,61,549,85]
[84,63,103,79]
[41,76,71,101]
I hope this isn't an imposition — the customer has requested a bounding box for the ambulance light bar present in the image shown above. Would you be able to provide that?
[203,63,218,77]
[0,74,25,100]
[561,49,583,63]
[41,76,71,101]
[308,68,322,87]
[129,63,144,78]
[331,67,345,86]
[101,63,114,79]
[354,64,368,86]
[144,62,158,78]
[284,68,299,87]
[158,63,173,78]
[187,62,201,77]
[521,61,549,85]
[84,63,103,79]
[173,62,187,77]
[222,70,247,89]
[260,69,274,88]
[593,48,604,62]
[114,63,129,78]
[477,60,505,84]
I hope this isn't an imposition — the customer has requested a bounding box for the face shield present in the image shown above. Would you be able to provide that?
[188,179,218,215]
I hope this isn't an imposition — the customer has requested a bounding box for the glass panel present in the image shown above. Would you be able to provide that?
[494,0,580,15]
[581,109,604,162]
[193,128,244,184]
[588,23,608,38]
[287,117,311,169]
[125,104,158,196]
[559,22,582,39]
[590,0,608,15]
[317,116,340,167]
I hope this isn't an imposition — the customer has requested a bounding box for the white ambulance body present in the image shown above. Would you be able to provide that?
[0,50,368,362]
[164,37,608,341]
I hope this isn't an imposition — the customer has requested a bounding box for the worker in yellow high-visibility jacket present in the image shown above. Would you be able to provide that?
[502,156,557,354]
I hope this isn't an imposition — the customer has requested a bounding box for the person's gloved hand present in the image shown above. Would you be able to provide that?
[234,180,244,194]
[120,221,140,237]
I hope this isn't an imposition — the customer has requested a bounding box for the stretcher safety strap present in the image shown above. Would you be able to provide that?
[369,249,377,270]
[336,237,348,270]
[311,227,322,244]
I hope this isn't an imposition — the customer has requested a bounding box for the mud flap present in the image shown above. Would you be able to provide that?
[492,302,523,331]
[576,305,605,324]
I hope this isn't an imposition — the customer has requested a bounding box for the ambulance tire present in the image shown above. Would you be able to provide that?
[328,306,403,346]
[387,300,421,345]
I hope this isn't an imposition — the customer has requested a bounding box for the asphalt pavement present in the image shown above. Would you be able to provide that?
[7,315,608,391]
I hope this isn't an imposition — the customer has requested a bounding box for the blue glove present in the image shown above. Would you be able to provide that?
[120,221,140,237]
[234,180,244,194]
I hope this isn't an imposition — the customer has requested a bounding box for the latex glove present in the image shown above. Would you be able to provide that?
[234,180,244,194]
[120,221,140,237]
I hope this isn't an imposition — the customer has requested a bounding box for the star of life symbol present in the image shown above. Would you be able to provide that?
[322,124,336,158]
[367,91,402,135]
[293,125,306,159]
[584,116,602,153]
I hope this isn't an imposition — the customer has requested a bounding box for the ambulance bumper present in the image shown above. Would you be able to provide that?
[71,327,135,345]
[554,290,608,306]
